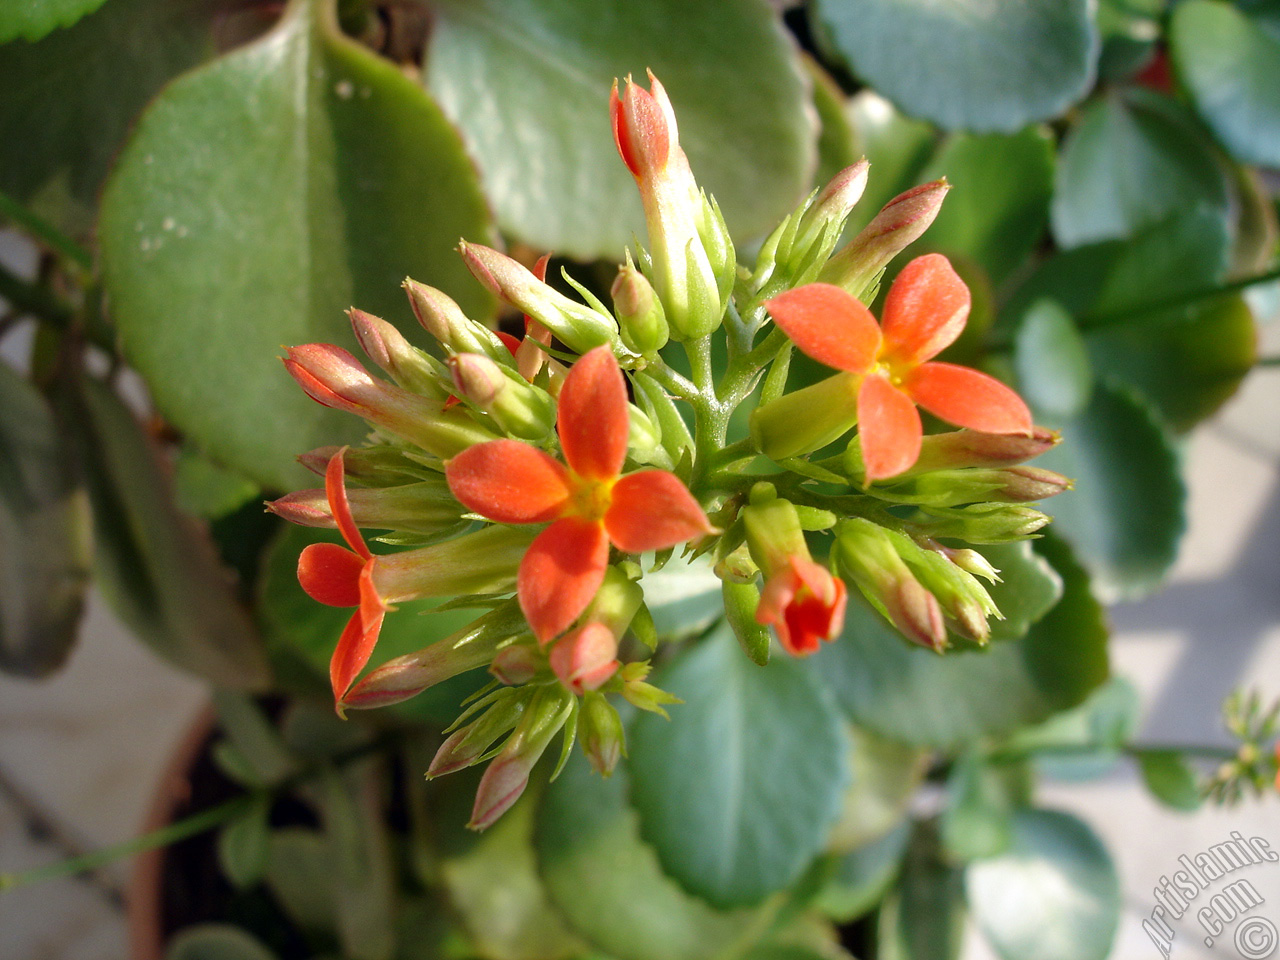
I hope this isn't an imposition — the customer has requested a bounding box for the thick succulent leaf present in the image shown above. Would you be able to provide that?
[1051,90,1230,248]
[426,0,814,258]
[815,0,1097,132]
[100,0,494,490]
[810,539,1107,750]
[165,925,281,960]
[844,92,937,235]
[535,751,770,960]
[628,627,850,908]
[965,810,1120,960]
[1172,0,1280,167]
[62,376,270,689]
[0,0,112,43]
[0,363,90,677]
[878,821,966,960]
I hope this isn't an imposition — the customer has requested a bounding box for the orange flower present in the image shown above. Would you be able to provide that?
[296,448,389,708]
[446,346,713,643]
[766,254,1032,482]
[756,556,848,657]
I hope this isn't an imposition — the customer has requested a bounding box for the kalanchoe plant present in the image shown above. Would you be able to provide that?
[271,72,1069,830]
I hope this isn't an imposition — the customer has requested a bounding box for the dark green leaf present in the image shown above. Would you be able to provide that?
[811,538,1108,750]
[844,92,936,234]
[100,0,494,490]
[813,822,910,923]
[940,754,1017,862]
[1004,676,1140,780]
[815,0,1096,132]
[1035,381,1185,600]
[174,447,260,520]
[0,363,90,677]
[808,56,860,188]
[256,525,488,722]
[965,809,1120,960]
[1013,299,1094,423]
[1051,91,1230,248]
[0,0,112,43]
[0,0,217,231]
[827,727,927,853]
[628,627,849,908]
[426,0,814,258]
[217,796,271,888]
[535,752,769,960]
[213,691,300,785]
[917,128,1055,285]
[1095,0,1164,81]
[1172,0,1280,167]
[878,821,966,960]
[1137,750,1203,811]
[62,377,270,689]
[166,925,280,960]
[264,829,336,934]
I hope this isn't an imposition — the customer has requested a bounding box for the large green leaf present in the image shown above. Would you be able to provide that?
[1051,91,1230,248]
[810,539,1108,750]
[0,363,90,677]
[535,752,770,960]
[0,0,112,42]
[1172,0,1280,168]
[1012,299,1094,423]
[965,810,1120,960]
[0,0,217,228]
[62,377,270,689]
[166,925,280,960]
[813,823,910,923]
[844,92,937,234]
[628,627,850,908]
[100,0,494,491]
[256,525,488,722]
[815,0,1096,132]
[1035,382,1185,600]
[426,0,814,258]
[878,821,966,960]
[917,128,1055,285]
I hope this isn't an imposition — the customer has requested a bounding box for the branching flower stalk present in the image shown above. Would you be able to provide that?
[270,71,1070,830]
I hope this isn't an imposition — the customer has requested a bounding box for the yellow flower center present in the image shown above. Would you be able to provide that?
[565,474,615,523]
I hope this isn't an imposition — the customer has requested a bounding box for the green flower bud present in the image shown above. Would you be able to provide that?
[449,353,557,440]
[612,258,669,357]
[750,371,861,461]
[579,691,626,777]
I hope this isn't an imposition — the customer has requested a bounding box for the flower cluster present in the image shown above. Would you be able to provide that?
[270,72,1069,829]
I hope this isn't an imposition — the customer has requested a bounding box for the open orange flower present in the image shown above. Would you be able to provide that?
[766,254,1032,482]
[446,346,712,643]
[296,448,390,708]
[757,557,848,657]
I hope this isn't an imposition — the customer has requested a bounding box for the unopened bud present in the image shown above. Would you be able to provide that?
[835,518,946,651]
[268,477,465,537]
[549,622,620,693]
[627,404,669,468]
[402,279,513,363]
[579,692,625,777]
[347,308,450,399]
[750,371,861,461]
[820,180,949,300]
[619,660,682,719]
[722,579,771,665]
[886,531,999,645]
[427,687,530,778]
[765,160,871,288]
[612,258,668,356]
[873,465,1072,508]
[900,427,1061,475]
[918,503,1052,543]
[490,644,541,685]
[458,242,617,354]
[448,353,557,440]
[931,544,1001,583]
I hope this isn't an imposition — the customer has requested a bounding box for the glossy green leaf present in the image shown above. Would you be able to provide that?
[827,727,927,853]
[264,829,336,934]
[879,822,966,960]
[535,752,769,960]
[1095,0,1164,81]
[808,57,860,189]
[844,92,936,234]
[100,0,494,490]
[1013,299,1094,423]
[917,129,1054,285]
[1173,0,1280,167]
[1003,676,1140,780]
[0,0,216,230]
[426,0,813,258]
[811,538,1108,750]
[217,795,271,888]
[1035,381,1185,600]
[0,363,90,678]
[1051,91,1230,248]
[813,823,910,923]
[941,754,1018,862]
[628,627,850,908]
[0,0,112,42]
[441,788,587,960]
[166,925,280,960]
[63,377,270,689]
[965,810,1120,960]
[257,525,488,722]
[1137,750,1204,811]
[815,0,1096,132]
[174,447,260,521]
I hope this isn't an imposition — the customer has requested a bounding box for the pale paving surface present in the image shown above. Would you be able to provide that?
[0,316,1277,958]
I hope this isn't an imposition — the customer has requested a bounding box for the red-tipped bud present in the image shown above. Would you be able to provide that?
[402,278,513,363]
[268,477,464,536]
[549,622,620,694]
[490,644,541,686]
[895,426,1061,475]
[347,308,449,399]
[835,518,947,651]
[611,71,676,179]
[448,352,557,440]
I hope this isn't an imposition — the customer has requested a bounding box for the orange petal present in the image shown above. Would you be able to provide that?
[765,283,880,373]
[757,557,847,657]
[446,440,571,523]
[857,374,923,482]
[325,447,370,559]
[558,346,628,481]
[880,254,971,366]
[604,470,712,553]
[330,607,386,707]
[495,331,521,355]
[903,363,1033,435]
[298,542,365,607]
[518,518,610,643]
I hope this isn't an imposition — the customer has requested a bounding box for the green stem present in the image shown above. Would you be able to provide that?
[1257,356,1280,368]
[683,334,714,395]
[643,357,697,402]
[988,741,1240,765]
[0,191,93,270]
[0,261,74,327]
[1083,263,1280,330]
[705,437,758,472]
